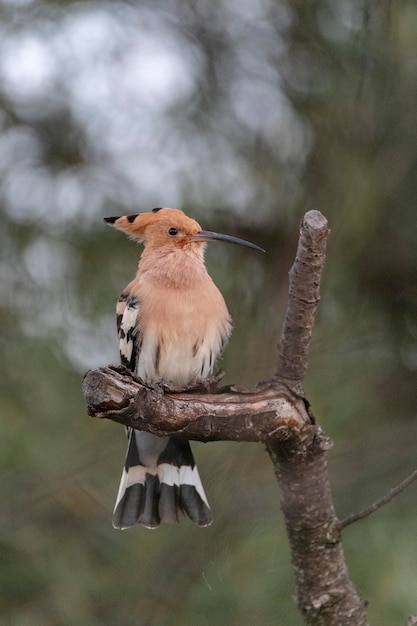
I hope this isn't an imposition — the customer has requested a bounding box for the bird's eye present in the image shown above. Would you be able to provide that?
[168,227,178,236]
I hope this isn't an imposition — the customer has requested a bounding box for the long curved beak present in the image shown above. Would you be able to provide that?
[190,230,265,252]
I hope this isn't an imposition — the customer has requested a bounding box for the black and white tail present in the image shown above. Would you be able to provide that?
[112,429,213,529]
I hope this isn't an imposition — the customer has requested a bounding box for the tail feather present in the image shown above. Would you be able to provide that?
[158,483,182,524]
[139,474,160,529]
[112,430,212,529]
[113,483,144,529]
[180,484,212,526]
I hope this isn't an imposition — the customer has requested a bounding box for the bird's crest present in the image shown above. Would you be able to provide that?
[104,208,201,245]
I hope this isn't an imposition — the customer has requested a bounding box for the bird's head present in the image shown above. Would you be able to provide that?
[104,207,264,253]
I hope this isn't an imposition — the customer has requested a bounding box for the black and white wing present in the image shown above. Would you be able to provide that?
[116,291,141,371]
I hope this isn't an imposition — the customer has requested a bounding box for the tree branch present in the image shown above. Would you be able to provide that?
[275,210,329,395]
[82,210,369,626]
[83,365,311,442]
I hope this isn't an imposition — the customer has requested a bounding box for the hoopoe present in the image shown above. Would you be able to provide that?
[104,207,263,529]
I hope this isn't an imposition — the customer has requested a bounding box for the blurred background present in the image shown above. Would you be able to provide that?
[1,0,416,624]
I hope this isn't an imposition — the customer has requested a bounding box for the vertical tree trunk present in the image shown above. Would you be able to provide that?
[267,430,368,625]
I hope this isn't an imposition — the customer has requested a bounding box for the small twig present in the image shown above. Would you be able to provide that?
[339,468,417,530]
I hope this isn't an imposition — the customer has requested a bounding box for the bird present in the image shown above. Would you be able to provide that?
[104,207,264,529]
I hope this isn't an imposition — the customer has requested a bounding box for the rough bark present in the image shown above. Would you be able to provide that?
[267,433,368,625]
[275,210,329,394]
[82,210,369,626]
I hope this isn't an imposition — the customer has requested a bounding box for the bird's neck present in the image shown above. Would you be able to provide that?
[137,244,209,289]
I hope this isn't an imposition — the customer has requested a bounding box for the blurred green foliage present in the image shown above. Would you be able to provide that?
[1,0,416,624]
